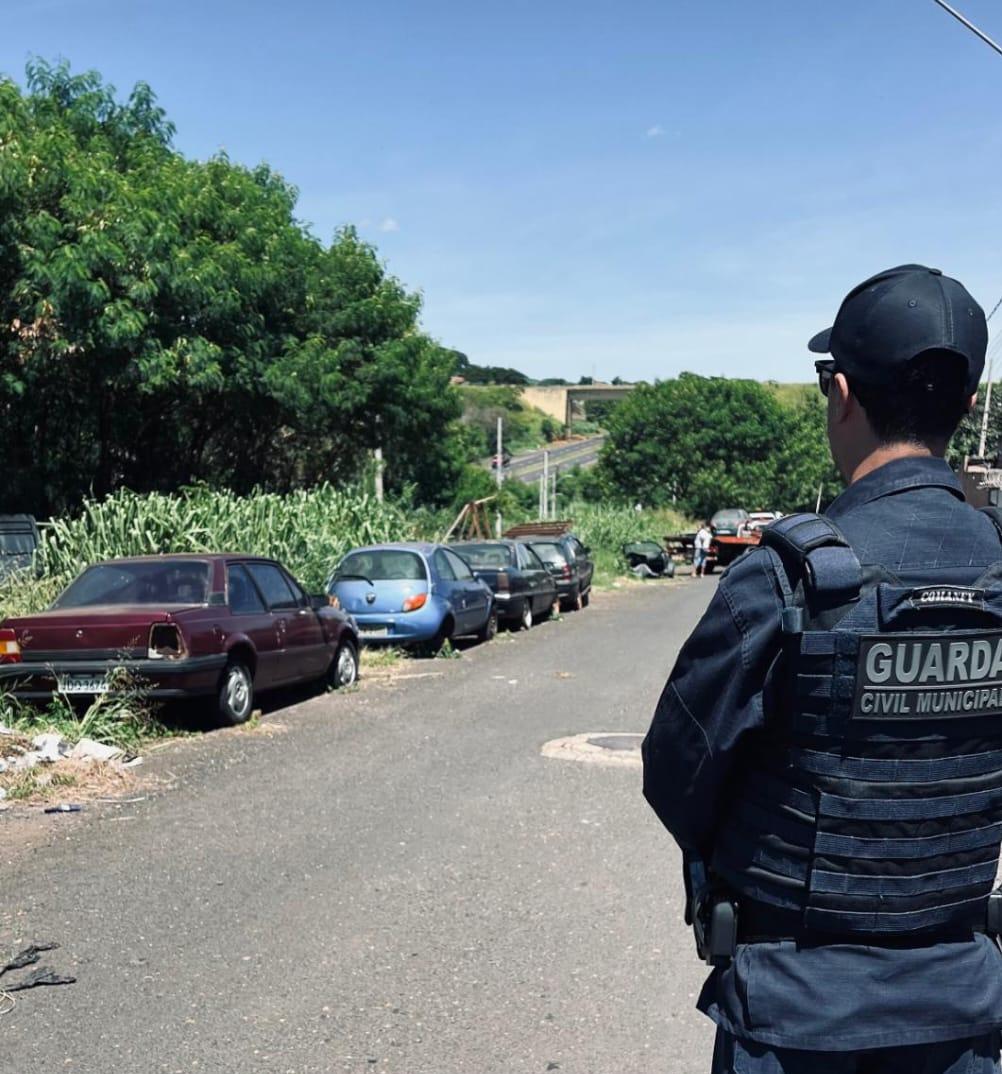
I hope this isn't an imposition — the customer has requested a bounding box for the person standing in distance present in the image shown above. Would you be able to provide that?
[693,521,712,578]
[643,265,1002,1073]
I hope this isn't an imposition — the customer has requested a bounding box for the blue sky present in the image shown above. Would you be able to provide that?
[3,0,1002,382]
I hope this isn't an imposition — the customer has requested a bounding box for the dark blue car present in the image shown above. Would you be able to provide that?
[327,542,496,652]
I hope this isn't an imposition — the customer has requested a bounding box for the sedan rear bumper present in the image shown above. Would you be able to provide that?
[0,654,227,699]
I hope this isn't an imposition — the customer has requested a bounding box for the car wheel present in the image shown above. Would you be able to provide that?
[561,585,582,612]
[475,608,498,644]
[218,659,254,726]
[520,599,534,631]
[328,640,359,689]
[580,587,590,608]
[418,617,453,657]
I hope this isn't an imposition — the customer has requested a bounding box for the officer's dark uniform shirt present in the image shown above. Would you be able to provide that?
[643,456,1002,1051]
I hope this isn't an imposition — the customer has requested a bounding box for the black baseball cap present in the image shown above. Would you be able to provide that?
[808,264,987,395]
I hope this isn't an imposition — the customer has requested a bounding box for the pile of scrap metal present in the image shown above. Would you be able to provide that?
[622,540,675,578]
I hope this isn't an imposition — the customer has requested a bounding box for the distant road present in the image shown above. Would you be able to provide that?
[498,434,606,484]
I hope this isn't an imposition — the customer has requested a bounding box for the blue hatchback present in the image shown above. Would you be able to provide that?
[327,542,496,650]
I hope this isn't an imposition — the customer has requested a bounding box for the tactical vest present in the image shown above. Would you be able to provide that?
[712,511,1002,936]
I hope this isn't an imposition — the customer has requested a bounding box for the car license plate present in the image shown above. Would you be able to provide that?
[57,674,110,695]
[359,625,389,637]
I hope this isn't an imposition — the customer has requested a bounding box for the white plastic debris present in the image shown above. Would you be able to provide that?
[0,723,15,736]
[31,733,68,763]
[69,738,123,763]
[13,751,42,771]
[0,788,6,800]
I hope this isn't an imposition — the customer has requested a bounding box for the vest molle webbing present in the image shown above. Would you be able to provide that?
[712,511,1002,936]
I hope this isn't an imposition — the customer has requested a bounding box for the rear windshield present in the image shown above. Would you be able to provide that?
[54,560,211,608]
[452,543,513,568]
[334,549,427,583]
[0,532,37,555]
[711,510,748,530]
[529,542,567,567]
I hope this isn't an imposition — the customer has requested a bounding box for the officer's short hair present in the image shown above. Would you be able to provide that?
[850,349,970,444]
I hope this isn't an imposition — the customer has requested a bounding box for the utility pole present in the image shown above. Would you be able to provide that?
[495,417,503,489]
[979,356,994,458]
[495,416,503,535]
[374,446,384,503]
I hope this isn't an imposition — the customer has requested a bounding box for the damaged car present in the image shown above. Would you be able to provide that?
[0,555,360,725]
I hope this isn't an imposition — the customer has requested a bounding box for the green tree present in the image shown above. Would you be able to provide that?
[0,61,465,513]
[597,374,839,517]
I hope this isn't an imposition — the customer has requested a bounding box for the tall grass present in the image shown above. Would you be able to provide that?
[35,485,414,594]
[567,502,693,581]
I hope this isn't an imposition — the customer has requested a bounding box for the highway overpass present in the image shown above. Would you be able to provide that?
[517,383,634,429]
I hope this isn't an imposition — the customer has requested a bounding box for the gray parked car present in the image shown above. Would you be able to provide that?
[523,533,594,612]
[0,515,40,582]
[451,540,558,630]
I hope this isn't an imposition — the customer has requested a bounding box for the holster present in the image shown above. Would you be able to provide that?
[684,852,738,966]
[987,886,1002,936]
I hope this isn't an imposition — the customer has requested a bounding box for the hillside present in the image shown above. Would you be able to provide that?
[764,382,814,407]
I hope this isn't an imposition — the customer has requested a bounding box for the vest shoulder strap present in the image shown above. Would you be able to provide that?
[761,512,862,613]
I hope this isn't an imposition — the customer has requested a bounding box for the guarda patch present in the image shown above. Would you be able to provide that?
[854,631,1002,719]
[908,586,985,610]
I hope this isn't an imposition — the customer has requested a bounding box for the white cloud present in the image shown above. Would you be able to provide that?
[645,125,664,138]
[379,217,400,232]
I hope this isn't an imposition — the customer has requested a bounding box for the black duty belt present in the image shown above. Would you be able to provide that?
[738,899,981,948]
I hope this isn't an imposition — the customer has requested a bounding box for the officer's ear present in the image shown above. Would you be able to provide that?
[831,371,854,425]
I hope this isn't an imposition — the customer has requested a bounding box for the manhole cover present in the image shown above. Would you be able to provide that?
[586,734,643,752]
[541,732,643,768]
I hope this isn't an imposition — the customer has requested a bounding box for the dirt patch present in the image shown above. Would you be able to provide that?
[0,757,139,807]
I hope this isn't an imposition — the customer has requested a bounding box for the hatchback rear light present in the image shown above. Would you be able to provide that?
[148,624,185,660]
[402,593,428,612]
[561,564,572,580]
[0,629,21,664]
[328,594,341,610]
[496,571,510,591]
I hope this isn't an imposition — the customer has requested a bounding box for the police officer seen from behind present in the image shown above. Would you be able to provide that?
[644,265,1002,1072]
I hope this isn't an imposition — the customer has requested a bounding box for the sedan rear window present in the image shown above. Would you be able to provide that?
[711,509,749,531]
[54,561,211,608]
[0,532,37,555]
[453,544,513,568]
[335,550,427,582]
[529,542,567,567]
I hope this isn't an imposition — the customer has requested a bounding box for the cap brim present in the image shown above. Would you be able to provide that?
[808,328,832,354]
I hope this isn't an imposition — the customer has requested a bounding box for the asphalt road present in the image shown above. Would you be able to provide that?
[0,579,716,1074]
[500,436,607,484]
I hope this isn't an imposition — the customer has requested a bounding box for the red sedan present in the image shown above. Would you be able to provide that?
[0,554,360,725]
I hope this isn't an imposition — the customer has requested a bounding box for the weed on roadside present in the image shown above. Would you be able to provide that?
[361,647,407,671]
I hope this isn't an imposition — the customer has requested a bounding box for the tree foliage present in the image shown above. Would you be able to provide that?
[596,374,840,518]
[0,61,464,514]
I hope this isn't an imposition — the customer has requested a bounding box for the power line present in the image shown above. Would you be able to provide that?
[931,0,1002,57]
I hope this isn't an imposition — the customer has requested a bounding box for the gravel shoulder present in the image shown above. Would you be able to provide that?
[0,579,717,1074]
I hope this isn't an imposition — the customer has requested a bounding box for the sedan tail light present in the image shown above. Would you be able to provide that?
[148,624,185,660]
[496,571,510,591]
[0,629,21,664]
[402,593,428,612]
